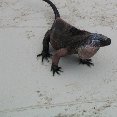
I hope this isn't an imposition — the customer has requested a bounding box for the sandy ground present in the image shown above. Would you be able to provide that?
[0,0,117,117]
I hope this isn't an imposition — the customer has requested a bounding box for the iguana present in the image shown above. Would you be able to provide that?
[37,0,111,76]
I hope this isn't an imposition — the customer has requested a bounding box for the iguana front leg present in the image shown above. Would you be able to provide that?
[37,30,52,62]
[51,48,68,76]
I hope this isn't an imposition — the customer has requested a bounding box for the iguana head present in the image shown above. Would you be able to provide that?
[77,33,111,59]
[87,33,111,47]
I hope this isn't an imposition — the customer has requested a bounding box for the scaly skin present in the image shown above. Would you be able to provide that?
[37,0,111,76]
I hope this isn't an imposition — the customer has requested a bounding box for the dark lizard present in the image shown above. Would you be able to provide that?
[37,0,111,76]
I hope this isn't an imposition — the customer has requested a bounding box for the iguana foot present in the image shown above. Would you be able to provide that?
[37,51,52,62]
[79,59,94,67]
[51,64,63,76]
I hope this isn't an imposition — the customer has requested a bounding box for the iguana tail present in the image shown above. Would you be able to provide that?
[42,0,60,19]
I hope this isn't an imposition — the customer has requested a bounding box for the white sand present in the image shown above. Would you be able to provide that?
[0,0,117,117]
